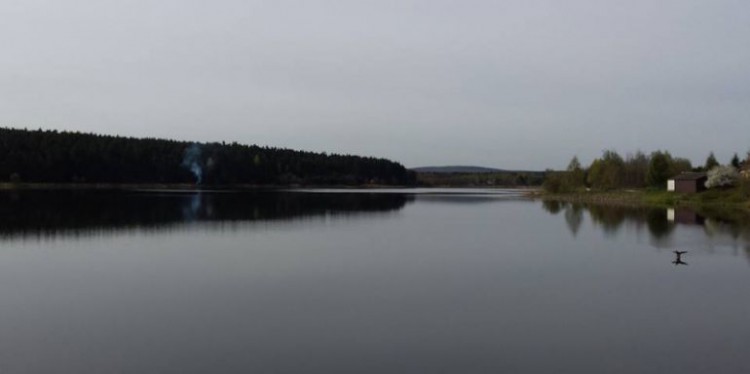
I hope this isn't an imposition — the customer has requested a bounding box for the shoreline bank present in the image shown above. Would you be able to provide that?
[528,189,750,210]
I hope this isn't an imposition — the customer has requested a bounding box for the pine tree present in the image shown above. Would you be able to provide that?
[705,152,719,170]
[730,153,741,169]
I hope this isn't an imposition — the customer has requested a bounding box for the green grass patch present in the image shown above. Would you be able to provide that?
[538,185,750,210]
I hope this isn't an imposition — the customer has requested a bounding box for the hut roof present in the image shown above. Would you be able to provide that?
[671,172,707,181]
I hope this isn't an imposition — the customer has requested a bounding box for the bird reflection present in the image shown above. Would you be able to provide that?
[672,251,688,266]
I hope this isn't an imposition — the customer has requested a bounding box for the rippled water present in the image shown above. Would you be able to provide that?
[1,189,749,373]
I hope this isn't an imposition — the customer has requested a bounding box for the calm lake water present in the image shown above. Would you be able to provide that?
[1,189,749,373]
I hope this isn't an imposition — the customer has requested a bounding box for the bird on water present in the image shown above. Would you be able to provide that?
[672,251,688,266]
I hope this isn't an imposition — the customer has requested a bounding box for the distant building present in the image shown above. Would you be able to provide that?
[667,172,707,193]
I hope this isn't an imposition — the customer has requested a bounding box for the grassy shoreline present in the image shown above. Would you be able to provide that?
[529,188,750,210]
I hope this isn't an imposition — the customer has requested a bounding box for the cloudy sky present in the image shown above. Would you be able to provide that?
[1,0,748,169]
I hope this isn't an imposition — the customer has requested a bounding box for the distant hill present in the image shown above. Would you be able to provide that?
[411,166,506,174]
[411,165,545,187]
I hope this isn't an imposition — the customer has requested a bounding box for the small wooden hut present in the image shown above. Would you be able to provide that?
[667,173,707,193]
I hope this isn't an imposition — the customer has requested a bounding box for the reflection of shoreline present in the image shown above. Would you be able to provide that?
[0,191,413,240]
[541,201,750,259]
[415,195,528,204]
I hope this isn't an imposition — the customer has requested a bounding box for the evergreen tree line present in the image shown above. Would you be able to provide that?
[0,127,417,186]
[544,149,750,192]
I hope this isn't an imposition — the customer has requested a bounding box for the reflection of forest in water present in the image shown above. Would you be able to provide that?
[0,190,413,239]
[542,200,750,257]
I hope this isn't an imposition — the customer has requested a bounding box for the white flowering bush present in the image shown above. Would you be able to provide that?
[705,165,739,189]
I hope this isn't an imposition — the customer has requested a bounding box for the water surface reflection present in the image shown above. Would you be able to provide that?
[2,190,750,373]
[542,200,750,259]
[0,190,413,240]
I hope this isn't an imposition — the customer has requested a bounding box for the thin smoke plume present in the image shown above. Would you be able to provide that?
[182,144,203,184]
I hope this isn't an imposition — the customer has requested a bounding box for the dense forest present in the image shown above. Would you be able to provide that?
[0,127,416,186]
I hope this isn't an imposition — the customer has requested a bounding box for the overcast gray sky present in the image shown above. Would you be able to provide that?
[1,0,748,169]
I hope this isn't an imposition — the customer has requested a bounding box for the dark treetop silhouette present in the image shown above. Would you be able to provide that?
[0,127,416,186]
